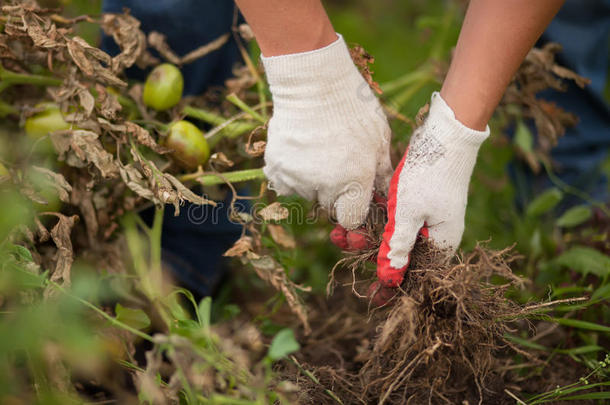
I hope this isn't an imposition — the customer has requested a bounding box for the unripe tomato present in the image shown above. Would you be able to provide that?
[24,103,71,139]
[166,121,210,170]
[142,64,184,111]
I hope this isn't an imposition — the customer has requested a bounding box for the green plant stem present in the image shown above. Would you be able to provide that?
[180,168,266,186]
[183,105,257,138]
[150,207,164,297]
[380,67,434,95]
[542,160,610,217]
[391,74,436,108]
[0,100,17,116]
[0,68,63,88]
[226,93,266,124]
[49,280,154,342]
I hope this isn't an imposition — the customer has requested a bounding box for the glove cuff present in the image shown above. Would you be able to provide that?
[261,33,355,88]
[425,92,490,147]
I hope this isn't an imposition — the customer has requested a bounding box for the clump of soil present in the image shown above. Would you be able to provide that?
[287,242,539,405]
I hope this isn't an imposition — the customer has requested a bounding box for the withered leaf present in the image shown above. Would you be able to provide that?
[268,224,296,249]
[180,33,230,65]
[101,13,146,72]
[238,24,254,41]
[50,130,119,178]
[77,88,95,117]
[164,173,214,207]
[551,65,590,89]
[209,152,234,168]
[71,183,98,246]
[31,166,72,203]
[224,236,253,257]
[26,19,59,48]
[244,251,311,334]
[245,136,265,157]
[95,84,122,120]
[66,37,94,75]
[119,164,155,201]
[147,31,180,65]
[350,44,382,95]
[258,202,289,222]
[125,122,170,154]
[48,214,79,288]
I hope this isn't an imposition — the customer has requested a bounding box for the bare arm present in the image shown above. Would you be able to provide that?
[234,0,337,56]
[441,0,565,130]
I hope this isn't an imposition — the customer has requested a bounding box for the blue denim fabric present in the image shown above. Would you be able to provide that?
[532,0,610,202]
[102,0,244,296]
[102,0,241,95]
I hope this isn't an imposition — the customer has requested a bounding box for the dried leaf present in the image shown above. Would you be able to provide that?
[268,224,296,249]
[125,122,170,154]
[350,44,382,95]
[50,130,119,178]
[48,214,79,287]
[209,152,234,168]
[66,37,94,76]
[77,88,95,116]
[31,166,72,203]
[71,182,98,246]
[164,173,214,207]
[101,13,147,72]
[238,24,254,41]
[245,251,311,334]
[147,31,180,65]
[95,84,122,120]
[224,236,253,257]
[180,33,230,65]
[258,202,289,222]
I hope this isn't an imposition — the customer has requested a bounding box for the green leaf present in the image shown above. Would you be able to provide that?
[504,334,548,351]
[563,392,610,401]
[557,345,603,355]
[514,119,534,153]
[7,244,34,262]
[555,246,610,277]
[556,205,592,227]
[164,293,189,322]
[526,188,563,217]
[591,283,610,302]
[198,296,212,329]
[115,303,150,330]
[550,317,610,333]
[268,328,300,361]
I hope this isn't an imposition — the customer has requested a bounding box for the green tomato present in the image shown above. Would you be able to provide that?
[24,103,71,139]
[142,63,184,111]
[0,162,8,177]
[166,120,210,170]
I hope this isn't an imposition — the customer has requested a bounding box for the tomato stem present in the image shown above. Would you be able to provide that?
[179,168,265,185]
[226,93,266,124]
[0,67,63,89]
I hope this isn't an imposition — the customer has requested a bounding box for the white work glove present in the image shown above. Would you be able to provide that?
[376,92,489,287]
[261,34,393,229]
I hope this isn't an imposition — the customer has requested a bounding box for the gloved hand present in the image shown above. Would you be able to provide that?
[261,34,393,230]
[376,92,489,287]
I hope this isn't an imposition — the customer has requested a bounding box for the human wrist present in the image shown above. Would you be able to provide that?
[439,85,494,132]
[424,92,490,148]
[259,24,337,57]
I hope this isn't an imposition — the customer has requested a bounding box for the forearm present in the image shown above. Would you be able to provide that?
[441,0,565,130]
[234,0,337,56]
